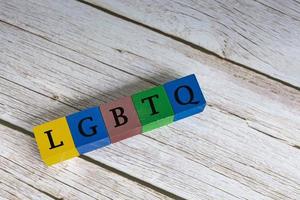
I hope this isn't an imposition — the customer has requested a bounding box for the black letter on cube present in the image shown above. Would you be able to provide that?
[175,85,199,105]
[78,117,97,137]
[141,95,160,115]
[109,107,128,127]
[44,130,64,149]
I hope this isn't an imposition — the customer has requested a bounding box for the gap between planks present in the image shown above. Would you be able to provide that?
[77,0,300,91]
[0,119,185,200]
[80,0,300,88]
[0,121,176,200]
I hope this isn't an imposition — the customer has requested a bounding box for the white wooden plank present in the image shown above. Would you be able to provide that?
[0,170,54,200]
[0,0,300,199]
[0,123,172,200]
[83,0,300,88]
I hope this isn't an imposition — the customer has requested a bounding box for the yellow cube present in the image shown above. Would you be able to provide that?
[33,117,79,166]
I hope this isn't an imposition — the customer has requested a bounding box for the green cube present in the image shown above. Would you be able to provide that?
[131,85,174,132]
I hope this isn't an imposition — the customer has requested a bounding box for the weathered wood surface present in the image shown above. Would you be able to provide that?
[0,124,172,200]
[0,0,300,199]
[84,0,300,88]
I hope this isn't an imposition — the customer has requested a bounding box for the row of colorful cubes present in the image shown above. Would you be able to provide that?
[33,74,206,165]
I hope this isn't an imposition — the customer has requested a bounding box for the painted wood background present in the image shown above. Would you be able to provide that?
[0,0,299,199]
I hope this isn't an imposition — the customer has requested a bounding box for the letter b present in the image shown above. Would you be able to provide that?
[109,107,128,127]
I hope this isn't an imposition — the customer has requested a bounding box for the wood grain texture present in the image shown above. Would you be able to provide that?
[83,0,300,88]
[0,0,300,199]
[0,169,54,200]
[0,123,172,200]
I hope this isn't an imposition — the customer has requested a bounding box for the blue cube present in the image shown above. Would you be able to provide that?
[66,107,111,154]
[164,74,206,121]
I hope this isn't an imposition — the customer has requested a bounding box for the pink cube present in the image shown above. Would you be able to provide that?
[100,96,142,143]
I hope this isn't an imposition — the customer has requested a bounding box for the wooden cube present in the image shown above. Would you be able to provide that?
[163,74,206,121]
[100,96,141,143]
[66,107,111,154]
[131,85,174,132]
[33,75,206,165]
[33,117,79,166]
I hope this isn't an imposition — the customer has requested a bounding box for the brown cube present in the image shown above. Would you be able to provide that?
[100,96,142,143]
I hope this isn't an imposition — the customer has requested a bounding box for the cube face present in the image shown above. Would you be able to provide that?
[163,74,206,121]
[100,96,142,143]
[66,107,111,154]
[131,85,174,132]
[33,117,79,166]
